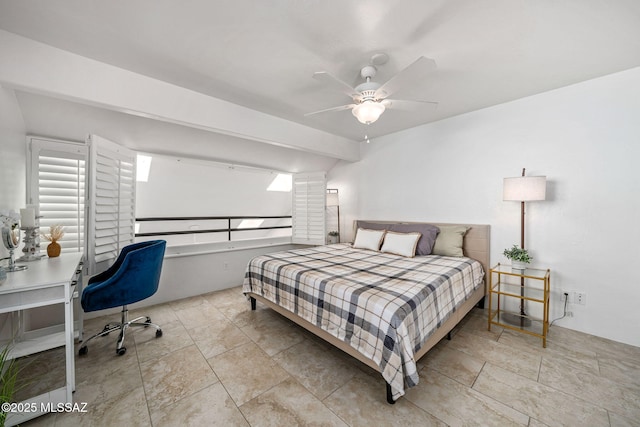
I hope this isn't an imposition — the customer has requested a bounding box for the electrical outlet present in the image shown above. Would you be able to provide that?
[223,261,229,270]
[564,291,586,306]
[566,311,573,317]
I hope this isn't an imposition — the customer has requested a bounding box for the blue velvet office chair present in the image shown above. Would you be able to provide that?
[79,240,166,356]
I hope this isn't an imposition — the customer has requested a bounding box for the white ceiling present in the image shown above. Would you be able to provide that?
[1,0,640,142]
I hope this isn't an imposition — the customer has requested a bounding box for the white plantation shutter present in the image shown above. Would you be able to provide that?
[292,172,326,245]
[87,135,136,275]
[29,137,88,253]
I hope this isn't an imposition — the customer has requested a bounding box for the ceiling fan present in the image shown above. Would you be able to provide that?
[306,55,438,125]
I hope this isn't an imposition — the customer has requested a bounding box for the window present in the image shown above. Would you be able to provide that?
[87,135,137,275]
[136,154,153,182]
[28,135,137,275]
[267,173,292,192]
[237,219,264,229]
[28,137,88,253]
[292,172,326,245]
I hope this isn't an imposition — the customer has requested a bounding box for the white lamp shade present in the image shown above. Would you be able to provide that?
[352,100,385,124]
[503,176,546,201]
[326,192,339,207]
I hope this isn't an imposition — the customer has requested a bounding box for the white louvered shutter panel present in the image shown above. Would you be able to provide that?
[87,135,136,275]
[292,172,326,245]
[28,137,88,253]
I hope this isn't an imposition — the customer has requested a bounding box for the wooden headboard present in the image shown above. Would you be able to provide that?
[355,220,491,278]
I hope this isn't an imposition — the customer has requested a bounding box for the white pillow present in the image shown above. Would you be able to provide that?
[380,231,422,258]
[353,228,386,251]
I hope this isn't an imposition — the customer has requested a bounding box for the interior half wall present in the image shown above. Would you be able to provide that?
[15,91,340,173]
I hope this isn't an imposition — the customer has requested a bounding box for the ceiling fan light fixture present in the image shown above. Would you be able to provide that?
[352,100,385,124]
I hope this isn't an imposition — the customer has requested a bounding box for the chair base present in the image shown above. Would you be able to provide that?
[79,305,162,356]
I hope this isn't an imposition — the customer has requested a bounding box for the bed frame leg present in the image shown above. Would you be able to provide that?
[250,297,256,311]
[447,331,452,340]
[386,382,396,404]
[476,296,486,309]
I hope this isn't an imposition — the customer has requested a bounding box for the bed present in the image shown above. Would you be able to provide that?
[242,221,490,403]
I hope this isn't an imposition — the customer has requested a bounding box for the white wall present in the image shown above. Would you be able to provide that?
[0,86,26,261]
[329,67,640,347]
[0,86,26,228]
[0,85,27,338]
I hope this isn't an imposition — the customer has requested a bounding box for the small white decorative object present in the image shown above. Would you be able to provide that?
[511,260,527,270]
[17,206,44,262]
[327,231,339,244]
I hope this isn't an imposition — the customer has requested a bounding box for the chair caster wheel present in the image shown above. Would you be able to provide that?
[79,346,88,356]
[117,347,126,356]
[156,329,163,338]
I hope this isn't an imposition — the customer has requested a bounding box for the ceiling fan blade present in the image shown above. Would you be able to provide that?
[382,99,438,111]
[374,56,437,99]
[313,72,361,99]
[304,104,356,117]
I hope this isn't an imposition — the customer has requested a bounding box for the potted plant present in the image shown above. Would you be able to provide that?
[327,231,340,244]
[42,225,64,258]
[503,245,531,269]
[0,344,19,427]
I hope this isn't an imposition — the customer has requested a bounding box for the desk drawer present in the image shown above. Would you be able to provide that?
[71,262,83,300]
[0,286,66,312]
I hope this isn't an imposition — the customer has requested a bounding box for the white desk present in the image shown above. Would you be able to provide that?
[0,252,83,426]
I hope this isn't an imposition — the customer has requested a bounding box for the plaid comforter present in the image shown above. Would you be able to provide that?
[242,243,484,400]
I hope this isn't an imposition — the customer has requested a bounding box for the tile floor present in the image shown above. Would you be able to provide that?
[18,286,640,427]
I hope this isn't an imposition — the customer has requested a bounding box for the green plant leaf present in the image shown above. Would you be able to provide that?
[502,244,532,263]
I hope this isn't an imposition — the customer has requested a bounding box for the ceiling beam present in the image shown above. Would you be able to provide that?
[0,30,359,162]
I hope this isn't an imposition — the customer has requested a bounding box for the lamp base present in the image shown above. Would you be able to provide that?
[501,312,532,328]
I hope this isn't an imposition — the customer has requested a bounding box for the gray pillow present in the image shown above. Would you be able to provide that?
[356,221,440,256]
[355,221,389,232]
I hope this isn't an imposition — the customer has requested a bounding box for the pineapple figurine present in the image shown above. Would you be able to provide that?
[42,225,65,257]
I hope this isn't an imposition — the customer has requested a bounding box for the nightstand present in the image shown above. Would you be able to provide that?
[487,263,550,347]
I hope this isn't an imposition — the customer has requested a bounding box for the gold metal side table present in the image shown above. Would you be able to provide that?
[487,263,551,347]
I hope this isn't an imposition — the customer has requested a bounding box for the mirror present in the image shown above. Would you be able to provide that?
[2,226,19,249]
[2,226,27,272]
